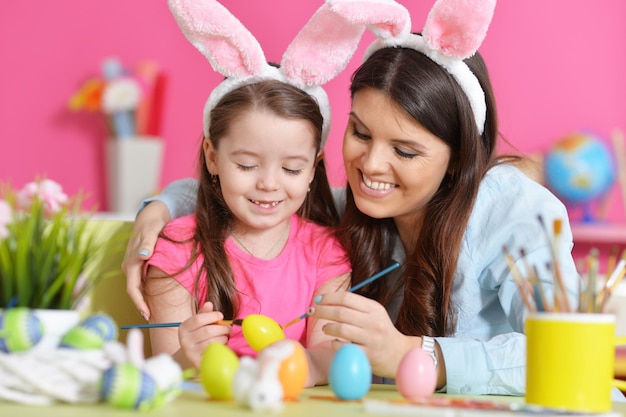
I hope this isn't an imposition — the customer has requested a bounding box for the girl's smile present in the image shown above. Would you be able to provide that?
[205,109,317,236]
[248,199,283,210]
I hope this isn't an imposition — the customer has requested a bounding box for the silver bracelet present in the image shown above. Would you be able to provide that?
[422,336,438,369]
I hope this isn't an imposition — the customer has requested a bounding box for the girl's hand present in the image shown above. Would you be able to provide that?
[309,291,419,378]
[122,201,171,320]
[178,302,232,368]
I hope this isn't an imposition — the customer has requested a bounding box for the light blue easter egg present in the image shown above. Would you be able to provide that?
[329,344,372,400]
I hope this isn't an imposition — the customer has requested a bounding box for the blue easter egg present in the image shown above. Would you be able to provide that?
[100,363,157,409]
[60,325,106,349]
[80,313,118,341]
[60,313,118,349]
[0,307,44,353]
[329,344,372,400]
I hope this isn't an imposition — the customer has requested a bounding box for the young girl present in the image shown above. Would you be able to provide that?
[143,0,361,387]
[145,79,350,386]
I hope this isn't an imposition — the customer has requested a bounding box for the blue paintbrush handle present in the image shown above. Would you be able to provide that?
[348,261,401,293]
[281,261,401,329]
[121,322,181,329]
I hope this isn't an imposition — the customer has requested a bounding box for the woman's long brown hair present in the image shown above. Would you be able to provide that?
[339,47,499,337]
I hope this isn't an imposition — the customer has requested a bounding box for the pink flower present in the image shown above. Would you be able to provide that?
[72,273,88,298]
[17,179,69,216]
[0,200,11,240]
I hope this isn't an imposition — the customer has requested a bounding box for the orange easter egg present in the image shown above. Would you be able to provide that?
[277,340,308,400]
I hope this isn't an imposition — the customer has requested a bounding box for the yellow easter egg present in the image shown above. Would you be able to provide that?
[199,343,239,400]
[242,314,285,352]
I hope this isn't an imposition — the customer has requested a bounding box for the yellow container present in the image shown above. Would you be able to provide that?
[525,313,615,413]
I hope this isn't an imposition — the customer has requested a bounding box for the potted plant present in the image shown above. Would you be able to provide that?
[0,178,107,349]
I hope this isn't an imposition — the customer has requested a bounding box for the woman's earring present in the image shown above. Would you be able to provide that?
[212,175,218,184]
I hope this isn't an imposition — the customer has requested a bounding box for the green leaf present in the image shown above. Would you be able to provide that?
[0,182,114,310]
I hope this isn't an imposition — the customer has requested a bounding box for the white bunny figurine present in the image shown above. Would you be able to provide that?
[232,341,295,411]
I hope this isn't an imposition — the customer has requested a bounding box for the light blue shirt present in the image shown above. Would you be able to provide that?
[431,164,579,395]
[147,164,581,396]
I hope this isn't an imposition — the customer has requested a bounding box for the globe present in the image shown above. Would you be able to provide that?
[544,133,615,207]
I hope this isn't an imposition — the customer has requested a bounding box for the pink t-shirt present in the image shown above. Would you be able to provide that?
[147,214,351,357]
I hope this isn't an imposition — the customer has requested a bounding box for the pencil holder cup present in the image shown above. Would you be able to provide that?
[525,313,615,413]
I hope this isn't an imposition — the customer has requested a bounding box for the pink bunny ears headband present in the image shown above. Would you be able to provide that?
[168,0,496,141]
[326,0,496,135]
[167,0,368,147]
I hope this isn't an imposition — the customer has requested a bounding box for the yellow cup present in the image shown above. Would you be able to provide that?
[525,313,615,413]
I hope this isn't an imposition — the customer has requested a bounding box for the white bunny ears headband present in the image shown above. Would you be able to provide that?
[167,0,368,147]
[324,0,496,135]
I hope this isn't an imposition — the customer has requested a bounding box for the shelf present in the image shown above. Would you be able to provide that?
[571,223,626,244]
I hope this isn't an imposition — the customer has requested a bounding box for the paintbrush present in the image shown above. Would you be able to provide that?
[121,261,401,330]
[585,248,600,313]
[598,248,626,312]
[537,215,571,312]
[121,319,242,329]
[520,248,550,312]
[281,261,402,329]
[502,246,535,312]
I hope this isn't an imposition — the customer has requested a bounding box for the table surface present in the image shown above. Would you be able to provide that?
[1,383,624,417]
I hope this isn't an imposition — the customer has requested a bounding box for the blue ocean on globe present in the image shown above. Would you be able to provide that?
[544,133,615,206]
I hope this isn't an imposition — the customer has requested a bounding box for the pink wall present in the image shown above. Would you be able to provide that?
[2,1,626,223]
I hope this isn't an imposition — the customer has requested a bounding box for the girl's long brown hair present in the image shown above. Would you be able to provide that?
[339,47,500,337]
[159,80,339,318]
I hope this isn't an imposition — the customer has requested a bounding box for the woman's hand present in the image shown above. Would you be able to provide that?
[178,302,232,369]
[121,201,172,320]
[309,291,419,379]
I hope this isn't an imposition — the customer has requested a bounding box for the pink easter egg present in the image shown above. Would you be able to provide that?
[396,347,437,401]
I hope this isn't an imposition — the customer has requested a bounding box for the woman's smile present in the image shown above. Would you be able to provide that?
[361,171,397,191]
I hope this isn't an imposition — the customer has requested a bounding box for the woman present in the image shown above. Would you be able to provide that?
[304,46,578,395]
